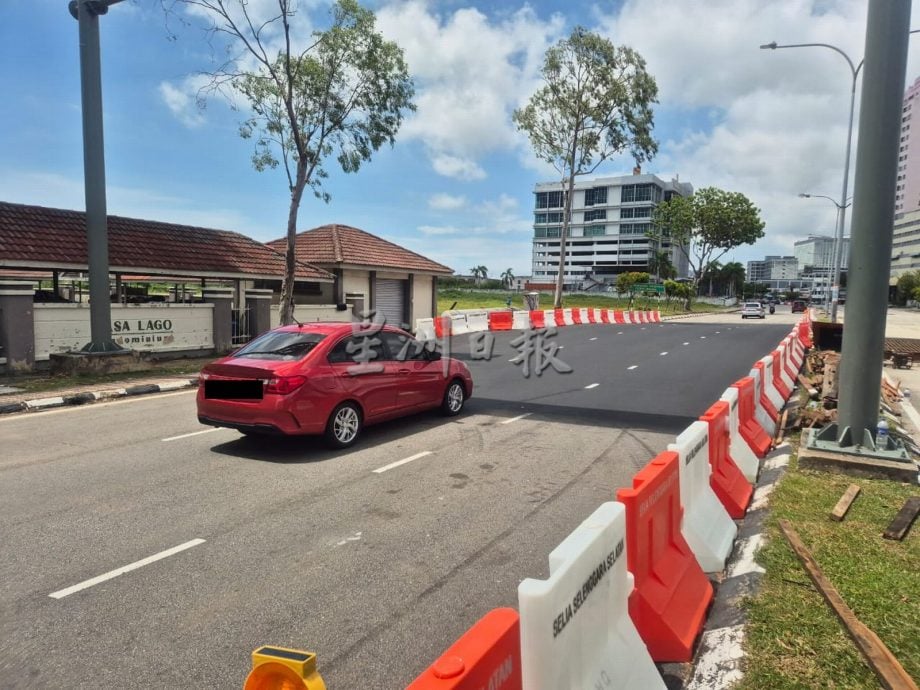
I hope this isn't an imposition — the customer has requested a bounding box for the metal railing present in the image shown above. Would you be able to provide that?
[231,307,251,345]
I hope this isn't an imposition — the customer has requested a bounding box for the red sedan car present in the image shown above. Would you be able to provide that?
[197,322,473,448]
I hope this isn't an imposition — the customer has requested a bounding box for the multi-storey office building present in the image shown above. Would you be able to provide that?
[745,256,800,292]
[891,209,920,279]
[896,76,920,214]
[530,173,693,288]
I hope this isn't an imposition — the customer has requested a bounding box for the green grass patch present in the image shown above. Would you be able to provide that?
[436,289,725,315]
[738,455,919,689]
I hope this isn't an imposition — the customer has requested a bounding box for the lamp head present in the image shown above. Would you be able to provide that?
[798,193,811,198]
[760,41,778,50]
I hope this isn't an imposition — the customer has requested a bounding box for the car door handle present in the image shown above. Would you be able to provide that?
[398,369,411,375]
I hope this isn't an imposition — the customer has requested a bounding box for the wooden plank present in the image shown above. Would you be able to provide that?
[830,484,861,522]
[883,497,920,541]
[778,521,919,690]
[773,409,789,448]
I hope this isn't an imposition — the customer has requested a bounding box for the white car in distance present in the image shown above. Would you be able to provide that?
[741,302,766,319]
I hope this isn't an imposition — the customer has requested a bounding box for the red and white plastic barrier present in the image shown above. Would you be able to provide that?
[617,452,713,662]
[518,502,664,689]
[700,401,753,519]
[731,377,773,458]
[668,423,737,572]
[407,609,521,690]
[719,386,761,482]
[749,366,778,432]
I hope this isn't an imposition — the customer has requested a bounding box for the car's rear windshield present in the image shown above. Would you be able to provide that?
[233,331,327,360]
[744,303,761,308]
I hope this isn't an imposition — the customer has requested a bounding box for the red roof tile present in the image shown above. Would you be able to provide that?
[0,201,332,282]
[268,224,453,274]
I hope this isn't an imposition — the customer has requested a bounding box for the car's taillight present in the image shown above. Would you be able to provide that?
[264,375,307,395]
[198,372,210,386]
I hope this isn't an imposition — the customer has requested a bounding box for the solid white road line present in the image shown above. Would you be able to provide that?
[585,383,600,389]
[627,365,638,371]
[49,538,206,599]
[501,413,532,425]
[162,428,224,442]
[373,451,433,474]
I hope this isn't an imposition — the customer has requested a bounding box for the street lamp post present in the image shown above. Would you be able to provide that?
[69,0,126,353]
[798,193,852,311]
[761,41,861,324]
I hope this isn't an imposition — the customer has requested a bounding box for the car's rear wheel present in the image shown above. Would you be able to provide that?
[441,380,466,416]
[325,402,362,448]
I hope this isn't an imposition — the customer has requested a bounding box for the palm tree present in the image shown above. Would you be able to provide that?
[500,268,515,288]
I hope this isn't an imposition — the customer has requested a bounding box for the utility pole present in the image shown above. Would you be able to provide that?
[70,0,125,353]
[836,0,911,446]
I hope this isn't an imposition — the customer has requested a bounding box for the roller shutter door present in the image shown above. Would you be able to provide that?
[375,278,406,328]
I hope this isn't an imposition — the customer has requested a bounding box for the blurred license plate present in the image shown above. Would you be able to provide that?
[205,379,263,400]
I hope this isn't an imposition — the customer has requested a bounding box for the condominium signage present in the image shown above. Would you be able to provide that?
[112,318,175,347]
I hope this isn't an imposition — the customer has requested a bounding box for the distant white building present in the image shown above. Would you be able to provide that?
[746,256,799,291]
[529,171,693,288]
[793,235,849,273]
[891,209,920,280]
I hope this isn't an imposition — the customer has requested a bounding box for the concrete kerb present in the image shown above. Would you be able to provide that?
[0,378,198,415]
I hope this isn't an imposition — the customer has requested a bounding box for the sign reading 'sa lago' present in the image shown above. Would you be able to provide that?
[113,319,175,347]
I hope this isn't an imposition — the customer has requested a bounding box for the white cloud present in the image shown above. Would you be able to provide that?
[158,81,205,128]
[428,193,467,210]
[595,0,920,264]
[431,154,487,181]
[377,1,564,180]
[419,225,463,235]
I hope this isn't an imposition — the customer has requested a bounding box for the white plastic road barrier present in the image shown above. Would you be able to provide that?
[518,502,664,690]
[593,308,604,323]
[544,309,557,328]
[622,311,632,324]
[578,308,590,323]
[719,387,760,483]
[748,368,777,436]
[466,311,489,333]
[562,308,575,326]
[785,334,804,371]
[667,422,738,572]
[756,356,785,409]
[512,310,531,330]
[449,313,470,335]
[776,342,796,391]
[415,318,435,341]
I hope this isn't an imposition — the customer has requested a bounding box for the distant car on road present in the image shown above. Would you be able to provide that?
[197,322,473,448]
[791,300,807,313]
[741,302,766,319]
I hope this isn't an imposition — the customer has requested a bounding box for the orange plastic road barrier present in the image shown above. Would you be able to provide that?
[649,311,661,323]
[700,401,753,518]
[488,311,513,331]
[406,608,521,690]
[600,309,611,324]
[613,310,626,324]
[243,647,326,690]
[752,362,780,420]
[587,309,597,324]
[434,316,449,339]
[529,310,545,329]
[554,308,566,327]
[732,378,771,458]
[797,320,813,348]
[616,451,713,662]
[571,309,583,324]
[770,350,792,400]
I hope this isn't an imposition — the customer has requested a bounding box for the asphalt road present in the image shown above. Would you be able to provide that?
[0,313,796,689]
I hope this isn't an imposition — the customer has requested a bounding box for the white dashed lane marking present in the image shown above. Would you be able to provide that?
[627,365,638,371]
[373,451,433,474]
[585,383,600,389]
[660,352,668,356]
[49,539,206,599]
[501,413,531,425]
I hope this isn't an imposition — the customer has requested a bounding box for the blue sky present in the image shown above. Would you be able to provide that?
[2,0,920,278]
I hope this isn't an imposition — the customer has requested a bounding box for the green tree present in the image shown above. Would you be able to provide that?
[513,28,658,309]
[169,0,414,325]
[500,268,515,289]
[616,271,650,309]
[649,250,676,280]
[719,261,746,298]
[896,271,920,305]
[652,187,765,305]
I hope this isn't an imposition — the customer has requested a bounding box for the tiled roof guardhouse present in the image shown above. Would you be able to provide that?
[267,224,453,330]
[0,201,335,371]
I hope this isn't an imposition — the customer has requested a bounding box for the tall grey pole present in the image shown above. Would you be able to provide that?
[71,0,121,353]
[836,0,911,446]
